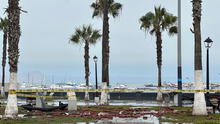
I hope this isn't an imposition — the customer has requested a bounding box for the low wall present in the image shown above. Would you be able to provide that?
[53,92,194,101]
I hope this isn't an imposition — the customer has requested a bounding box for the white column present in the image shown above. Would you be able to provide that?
[5,73,18,118]
[100,82,108,105]
[67,92,77,111]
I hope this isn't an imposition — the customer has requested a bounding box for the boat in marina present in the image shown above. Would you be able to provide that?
[113,83,128,89]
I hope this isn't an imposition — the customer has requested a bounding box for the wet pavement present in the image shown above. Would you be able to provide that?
[1,99,195,124]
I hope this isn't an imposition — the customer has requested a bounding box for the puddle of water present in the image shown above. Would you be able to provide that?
[16,98,192,107]
[62,122,95,124]
[75,122,95,124]
[96,115,159,124]
[14,99,193,124]
[45,100,180,107]
[96,115,193,124]
[0,113,191,124]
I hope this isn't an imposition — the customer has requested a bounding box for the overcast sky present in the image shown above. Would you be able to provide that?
[0,0,219,87]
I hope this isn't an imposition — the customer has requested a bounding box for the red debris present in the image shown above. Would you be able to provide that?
[22,106,197,120]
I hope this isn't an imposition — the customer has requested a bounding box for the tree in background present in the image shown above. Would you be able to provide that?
[139,6,177,101]
[0,17,9,98]
[70,25,101,101]
[91,0,122,86]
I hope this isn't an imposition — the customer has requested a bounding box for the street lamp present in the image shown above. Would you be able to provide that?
[204,37,213,94]
[93,56,98,97]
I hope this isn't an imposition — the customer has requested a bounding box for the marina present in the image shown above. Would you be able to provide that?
[0,0,220,123]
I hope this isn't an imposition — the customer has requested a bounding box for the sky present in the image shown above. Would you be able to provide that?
[0,0,219,87]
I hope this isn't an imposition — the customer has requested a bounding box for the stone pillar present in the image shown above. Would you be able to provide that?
[84,86,89,106]
[36,97,43,108]
[174,94,178,106]
[94,97,100,105]
[100,82,109,105]
[36,92,45,108]
[156,87,163,102]
[67,92,77,111]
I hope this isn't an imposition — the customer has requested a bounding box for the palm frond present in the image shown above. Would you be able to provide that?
[161,13,177,29]
[91,0,122,18]
[70,34,80,44]
[90,29,102,44]
[168,26,177,36]
[70,28,82,44]
[0,17,9,31]
[139,12,154,31]
[82,26,88,39]
[139,6,177,37]
[75,28,82,35]
[149,29,155,35]
[87,25,92,36]
[109,2,122,18]
[69,25,101,45]
[91,2,103,18]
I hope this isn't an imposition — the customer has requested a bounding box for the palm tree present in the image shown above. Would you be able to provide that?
[91,0,122,86]
[0,17,9,98]
[70,25,101,101]
[139,6,177,101]
[191,0,207,115]
[5,0,21,117]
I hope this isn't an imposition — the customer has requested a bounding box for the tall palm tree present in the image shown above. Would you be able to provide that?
[192,0,207,115]
[139,6,177,101]
[70,25,101,101]
[91,0,122,86]
[0,17,9,98]
[5,0,21,117]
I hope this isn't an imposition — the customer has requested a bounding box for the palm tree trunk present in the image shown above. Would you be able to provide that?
[156,30,163,101]
[84,41,90,102]
[158,65,162,87]
[84,41,90,86]
[5,0,21,118]
[102,0,110,86]
[192,0,207,115]
[156,31,162,87]
[1,31,7,97]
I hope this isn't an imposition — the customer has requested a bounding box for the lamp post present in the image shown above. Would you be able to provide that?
[93,56,98,97]
[204,37,213,94]
[177,0,182,107]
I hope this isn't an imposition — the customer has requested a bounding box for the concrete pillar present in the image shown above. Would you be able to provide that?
[67,92,77,111]
[174,94,178,106]
[36,97,43,108]
[94,97,100,105]
[36,92,46,108]
[84,90,89,106]
[100,82,109,105]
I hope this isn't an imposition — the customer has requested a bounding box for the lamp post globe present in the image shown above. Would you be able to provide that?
[204,37,213,49]
[93,56,98,63]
